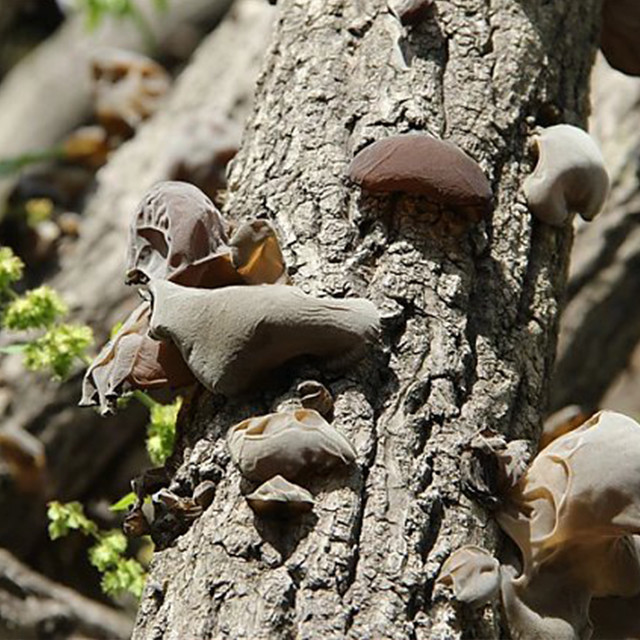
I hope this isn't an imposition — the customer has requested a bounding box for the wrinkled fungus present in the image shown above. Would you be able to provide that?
[91,48,170,137]
[436,545,501,607]
[246,475,314,516]
[227,408,356,482]
[147,280,380,396]
[348,133,493,214]
[523,124,609,226]
[80,302,194,415]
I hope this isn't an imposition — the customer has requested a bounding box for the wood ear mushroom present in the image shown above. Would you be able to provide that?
[227,408,356,483]
[147,280,380,396]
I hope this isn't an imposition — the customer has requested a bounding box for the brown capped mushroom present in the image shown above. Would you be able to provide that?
[80,302,195,415]
[91,48,170,138]
[126,182,287,288]
[436,545,501,607]
[246,475,314,517]
[600,0,640,77]
[227,408,356,483]
[147,280,380,396]
[523,124,609,226]
[348,133,493,215]
[125,181,231,286]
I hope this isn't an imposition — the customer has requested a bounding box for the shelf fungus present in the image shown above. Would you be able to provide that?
[348,133,493,217]
[126,181,287,287]
[523,125,609,226]
[600,0,640,77]
[91,48,170,138]
[80,302,194,415]
[440,411,640,639]
[147,280,380,396]
[227,408,356,483]
[246,475,314,517]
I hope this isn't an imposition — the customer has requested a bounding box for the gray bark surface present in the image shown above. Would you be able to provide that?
[552,55,640,411]
[132,1,601,639]
[0,548,132,640]
[0,0,273,559]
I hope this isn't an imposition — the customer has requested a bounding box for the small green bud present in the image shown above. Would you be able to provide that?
[0,247,24,294]
[3,286,68,331]
[24,324,93,379]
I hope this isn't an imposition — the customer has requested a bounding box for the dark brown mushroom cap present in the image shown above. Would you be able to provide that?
[348,133,493,211]
[601,0,640,77]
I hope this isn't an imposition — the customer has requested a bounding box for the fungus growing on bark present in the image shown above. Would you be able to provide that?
[297,380,334,420]
[227,408,356,483]
[436,546,501,607]
[540,404,591,450]
[80,302,194,415]
[523,124,609,226]
[125,181,231,286]
[390,0,434,25]
[91,49,170,137]
[441,412,640,639]
[126,182,287,287]
[193,480,215,510]
[147,280,380,396]
[600,0,640,77]
[497,411,640,638]
[246,475,314,516]
[348,133,493,215]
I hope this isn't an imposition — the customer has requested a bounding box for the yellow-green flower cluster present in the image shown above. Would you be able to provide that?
[3,286,68,331]
[0,247,24,294]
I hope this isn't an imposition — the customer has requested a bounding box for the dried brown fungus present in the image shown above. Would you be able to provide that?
[348,133,493,214]
[91,48,170,137]
[147,280,380,396]
[227,408,356,483]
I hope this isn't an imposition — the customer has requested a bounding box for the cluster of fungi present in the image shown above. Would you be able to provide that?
[75,0,640,634]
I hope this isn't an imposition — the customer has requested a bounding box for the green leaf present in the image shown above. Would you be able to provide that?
[109,492,137,513]
[0,247,24,294]
[89,530,128,571]
[0,344,28,355]
[146,397,181,465]
[47,501,99,540]
[101,558,146,599]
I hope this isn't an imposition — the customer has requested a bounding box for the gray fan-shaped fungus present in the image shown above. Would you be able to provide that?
[227,408,356,482]
[147,280,380,396]
[601,0,640,77]
[80,302,194,415]
[496,410,640,639]
[246,475,314,516]
[91,48,170,137]
[436,545,501,607]
[523,125,609,226]
[348,133,493,215]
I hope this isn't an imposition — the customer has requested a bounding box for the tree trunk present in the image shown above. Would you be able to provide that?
[130,1,601,638]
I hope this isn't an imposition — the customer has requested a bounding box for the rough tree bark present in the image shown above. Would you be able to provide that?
[131,1,601,639]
